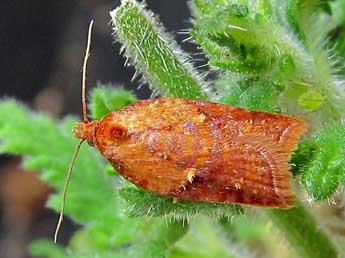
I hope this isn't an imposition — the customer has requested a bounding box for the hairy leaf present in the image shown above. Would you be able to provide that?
[119,184,243,220]
[299,123,345,200]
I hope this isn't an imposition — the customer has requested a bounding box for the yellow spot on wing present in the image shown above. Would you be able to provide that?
[193,113,206,124]
[185,168,197,183]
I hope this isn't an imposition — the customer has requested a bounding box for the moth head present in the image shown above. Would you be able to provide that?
[93,119,129,147]
[73,120,99,146]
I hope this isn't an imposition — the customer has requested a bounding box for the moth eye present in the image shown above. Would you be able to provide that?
[87,140,95,147]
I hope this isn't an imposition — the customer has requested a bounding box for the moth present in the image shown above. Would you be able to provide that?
[54,21,308,242]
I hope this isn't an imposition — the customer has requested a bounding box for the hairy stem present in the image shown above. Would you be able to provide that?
[110,0,208,99]
[265,200,339,258]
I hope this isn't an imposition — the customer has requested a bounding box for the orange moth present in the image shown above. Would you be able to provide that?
[54,21,308,242]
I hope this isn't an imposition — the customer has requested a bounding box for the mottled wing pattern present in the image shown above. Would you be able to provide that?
[95,98,307,208]
[95,98,211,193]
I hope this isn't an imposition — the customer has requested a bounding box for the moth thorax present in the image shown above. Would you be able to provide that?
[73,121,99,143]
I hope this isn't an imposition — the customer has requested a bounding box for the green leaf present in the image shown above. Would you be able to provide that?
[286,0,306,41]
[0,99,141,250]
[216,75,282,112]
[119,185,243,220]
[190,0,345,130]
[298,89,325,111]
[286,0,332,42]
[256,0,273,18]
[0,101,113,223]
[300,123,345,200]
[90,85,137,119]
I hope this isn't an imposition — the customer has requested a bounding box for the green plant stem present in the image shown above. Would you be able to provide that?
[265,199,339,258]
[110,0,208,99]
[130,220,188,258]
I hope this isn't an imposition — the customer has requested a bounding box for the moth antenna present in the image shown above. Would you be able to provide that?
[82,20,94,123]
[54,139,85,243]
